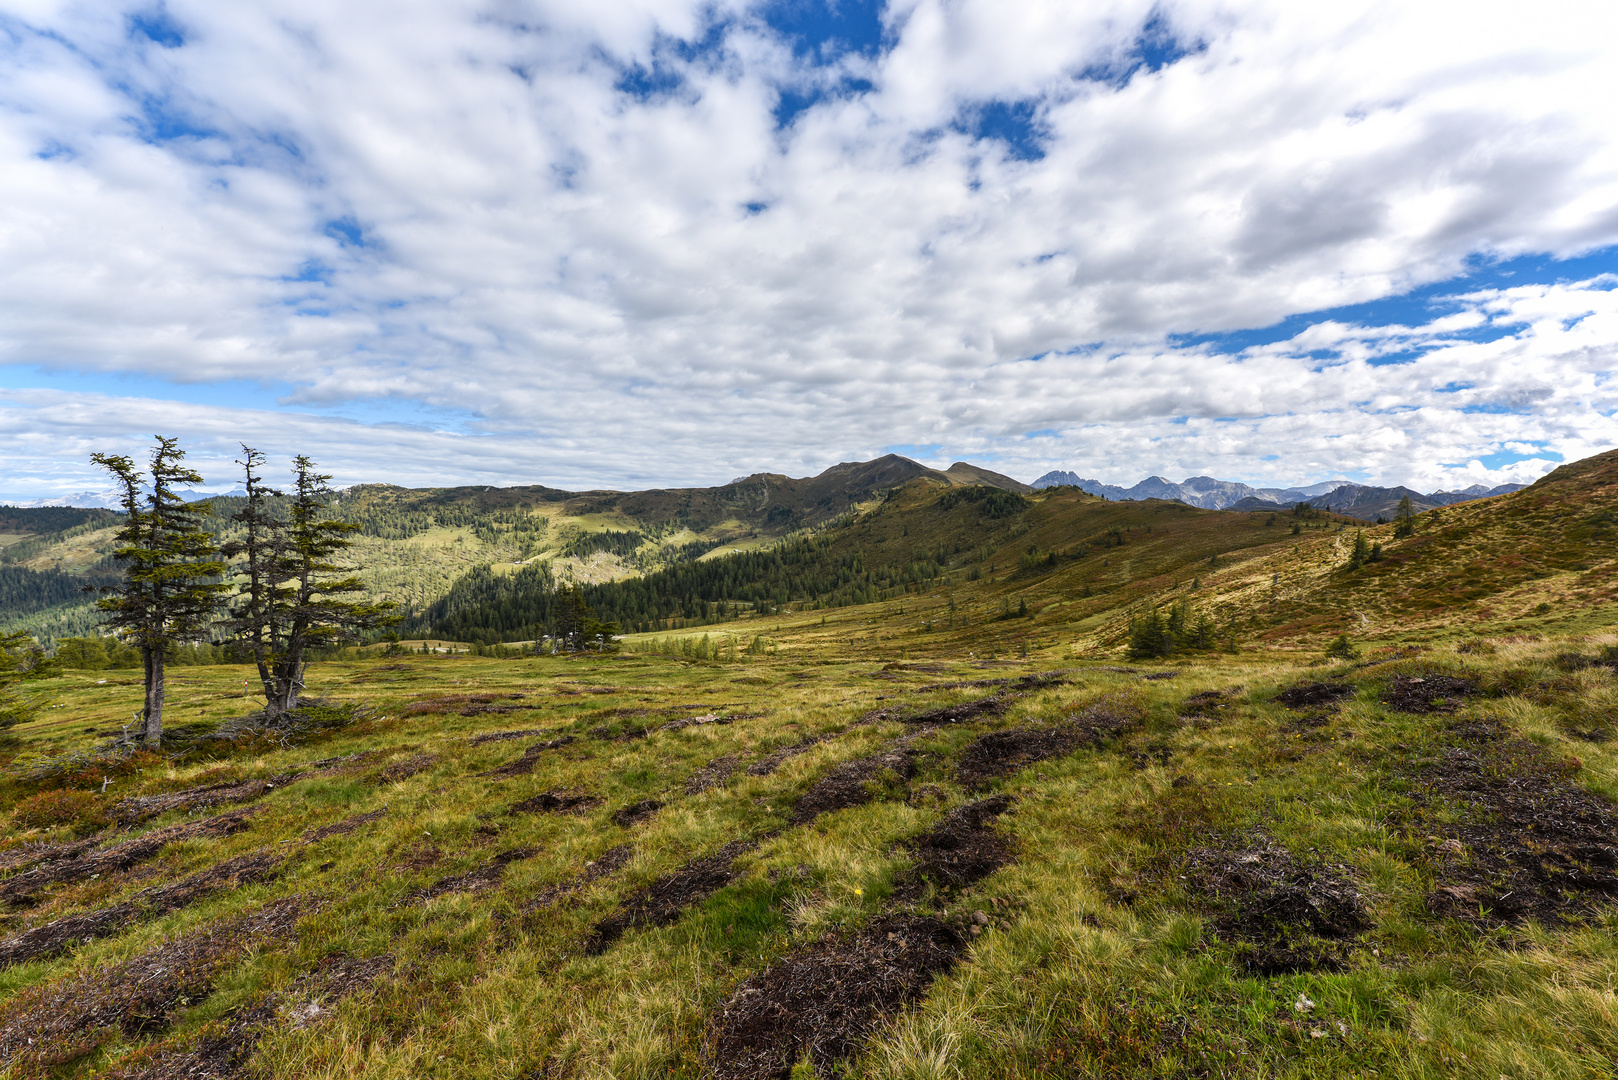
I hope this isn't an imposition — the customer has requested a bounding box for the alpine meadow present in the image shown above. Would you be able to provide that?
[3,1,1618,1077]
[0,444,1615,1079]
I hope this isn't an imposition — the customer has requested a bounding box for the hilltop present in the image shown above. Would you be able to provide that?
[415,448,1613,659]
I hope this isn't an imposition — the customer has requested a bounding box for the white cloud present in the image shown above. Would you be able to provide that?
[0,0,1615,499]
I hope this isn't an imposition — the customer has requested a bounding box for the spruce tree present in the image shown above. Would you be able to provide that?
[228,455,395,718]
[219,446,285,710]
[1347,530,1370,570]
[0,630,47,741]
[91,439,228,747]
[1393,495,1417,539]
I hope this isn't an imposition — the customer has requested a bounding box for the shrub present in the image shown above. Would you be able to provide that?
[13,789,108,831]
[1325,634,1360,661]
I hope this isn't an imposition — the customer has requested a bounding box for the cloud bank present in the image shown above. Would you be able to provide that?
[0,0,1615,496]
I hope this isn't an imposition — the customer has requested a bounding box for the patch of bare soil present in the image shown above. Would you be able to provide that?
[373,753,439,784]
[657,714,734,732]
[790,750,916,825]
[893,796,1015,899]
[404,693,528,716]
[586,839,759,953]
[1410,723,1618,926]
[1181,688,1242,721]
[1274,681,1356,711]
[861,693,1014,727]
[0,850,285,967]
[401,848,538,906]
[0,895,310,1073]
[1282,711,1334,738]
[954,727,1081,789]
[746,736,826,777]
[1381,675,1477,714]
[392,841,444,873]
[304,808,387,842]
[589,723,650,742]
[686,755,740,795]
[478,736,578,778]
[915,672,1072,693]
[553,684,618,696]
[520,844,633,913]
[0,807,261,907]
[467,728,550,747]
[611,800,663,828]
[706,914,968,1080]
[106,953,394,1080]
[1181,844,1367,974]
[112,774,295,825]
[508,790,600,816]
[1141,671,1179,681]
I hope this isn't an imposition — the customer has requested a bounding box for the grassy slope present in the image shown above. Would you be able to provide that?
[4,638,1618,1079]
[1,453,1616,1078]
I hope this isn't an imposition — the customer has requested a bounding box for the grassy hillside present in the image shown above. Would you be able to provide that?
[0,457,1029,644]
[0,450,1615,1078]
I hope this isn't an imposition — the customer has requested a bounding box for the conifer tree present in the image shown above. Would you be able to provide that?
[1347,530,1370,570]
[219,446,284,709]
[91,439,228,747]
[225,454,395,718]
[0,630,47,741]
[1393,495,1417,539]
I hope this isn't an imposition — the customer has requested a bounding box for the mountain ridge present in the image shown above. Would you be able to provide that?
[1030,469,1524,515]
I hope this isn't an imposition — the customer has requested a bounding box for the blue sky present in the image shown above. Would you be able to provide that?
[1,0,1616,500]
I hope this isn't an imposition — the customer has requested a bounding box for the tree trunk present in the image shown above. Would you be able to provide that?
[144,648,165,748]
[257,659,277,718]
[270,652,303,716]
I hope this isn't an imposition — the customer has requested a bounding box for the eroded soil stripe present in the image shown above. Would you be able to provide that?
[707,915,967,1080]
[0,806,262,907]
[0,895,311,1072]
[0,850,286,967]
[104,953,395,1080]
[479,736,578,778]
[790,749,916,825]
[112,774,297,825]
[401,848,539,906]
[304,807,388,842]
[586,839,761,953]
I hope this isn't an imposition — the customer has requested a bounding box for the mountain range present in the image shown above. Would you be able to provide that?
[1030,470,1523,519]
[10,457,1521,525]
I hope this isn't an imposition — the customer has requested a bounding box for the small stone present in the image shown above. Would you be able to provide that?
[972,910,989,925]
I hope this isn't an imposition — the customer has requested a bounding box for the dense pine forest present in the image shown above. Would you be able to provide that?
[419,535,949,642]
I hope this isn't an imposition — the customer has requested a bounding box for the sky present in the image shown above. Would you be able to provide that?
[1,0,1616,500]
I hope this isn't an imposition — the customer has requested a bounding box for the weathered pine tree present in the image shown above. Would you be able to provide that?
[226,453,394,717]
[91,439,229,747]
[219,446,285,710]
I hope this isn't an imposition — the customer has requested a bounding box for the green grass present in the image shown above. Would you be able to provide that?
[2,452,1616,1077]
[0,626,1616,1078]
